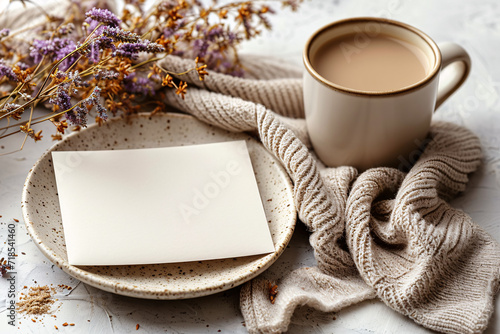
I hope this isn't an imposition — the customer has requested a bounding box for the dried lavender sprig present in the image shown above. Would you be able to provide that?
[65,105,88,126]
[49,86,72,111]
[96,104,108,120]
[123,73,155,96]
[94,69,119,80]
[86,36,116,63]
[103,27,141,43]
[65,86,108,125]
[113,41,165,59]
[30,38,79,71]
[0,60,18,81]
[49,71,88,112]
[83,86,101,107]
[85,7,121,27]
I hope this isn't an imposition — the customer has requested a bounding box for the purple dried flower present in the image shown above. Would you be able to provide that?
[50,86,72,111]
[163,27,175,38]
[80,87,108,121]
[192,39,209,58]
[84,35,116,63]
[31,38,66,63]
[207,26,224,41]
[0,60,18,81]
[88,41,100,63]
[67,71,88,88]
[58,85,107,126]
[96,103,108,120]
[83,86,101,107]
[98,36,116,50]
[103,27,140,43]
[55,71,67,81]
[114,41,165,59]
[49,71,88,112]
[113,44,139,59]
[66,105,88,126]
[123,73,155,96]
[15,62,29,71]
[57,43,79,71]
[145,42,165,53]
[227,31,240,44]
[30,38,78,71]
[95,69,119,80]
[85,7,121,28]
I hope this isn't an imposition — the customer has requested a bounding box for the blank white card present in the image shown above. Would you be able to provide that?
[52,141,275,266]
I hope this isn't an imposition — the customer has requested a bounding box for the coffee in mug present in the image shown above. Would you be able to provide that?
[303,17,471,171]
[311,33,429,92]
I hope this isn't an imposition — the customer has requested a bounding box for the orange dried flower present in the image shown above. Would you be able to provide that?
[196,64,208,81]
[237,5,251,22]
[33,130,43,141]
[175,81,188,99]
[200,9,209,19]
[117,61,133,76]
[10,110,23,121]
[268,282,278,304]
[168,7,183,21]
[150,105,163,116]
[13,65,33,83]
[162,74,174,87]
[52,120,68,134]
[148,64,162,79]
[19,124,33,136]
[218,9,228,19]
[95,116,105,126]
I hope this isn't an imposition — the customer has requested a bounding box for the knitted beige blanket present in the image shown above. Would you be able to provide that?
[159,55,500,334]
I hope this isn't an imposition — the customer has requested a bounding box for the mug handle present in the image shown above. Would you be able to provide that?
[435,42,471,110]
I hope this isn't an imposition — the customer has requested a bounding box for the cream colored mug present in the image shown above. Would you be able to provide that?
[303,17,471,170]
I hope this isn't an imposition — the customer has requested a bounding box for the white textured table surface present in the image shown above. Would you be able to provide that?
[1,0,500,333]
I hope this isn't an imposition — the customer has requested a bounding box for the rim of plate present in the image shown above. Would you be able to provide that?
[21,112,297,299]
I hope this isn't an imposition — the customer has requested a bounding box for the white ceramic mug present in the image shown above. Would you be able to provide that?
[303,17,471,171]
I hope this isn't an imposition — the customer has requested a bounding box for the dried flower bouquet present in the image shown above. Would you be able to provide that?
[0,0,301,151]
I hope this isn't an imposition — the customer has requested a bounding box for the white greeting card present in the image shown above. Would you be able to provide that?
[52,141,274,266]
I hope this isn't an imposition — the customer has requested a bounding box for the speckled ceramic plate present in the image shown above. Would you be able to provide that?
[22,112,296,299]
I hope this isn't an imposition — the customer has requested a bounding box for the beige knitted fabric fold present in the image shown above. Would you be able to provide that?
[347,124,500,333]
[159,55,304,119]
[159,55,500,334]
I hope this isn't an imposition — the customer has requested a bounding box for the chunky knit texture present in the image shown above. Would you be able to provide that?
[159,55,500,334]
